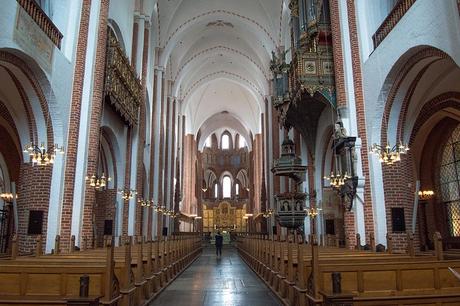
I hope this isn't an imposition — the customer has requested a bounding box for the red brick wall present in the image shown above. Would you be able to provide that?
[17,164,52,254]
[94,188,116,247]
[346,0,374,244]
[135,25,149,238]
[163,97,171,209]
[0,120,21,183]
[122,128,133,236]
[271,105,280,194]
[60,0,92,251]
[81,0,110,247]
[157,77,166,235]
[385,92,460,251]
[329,0,346,108]
[183,135,197,215]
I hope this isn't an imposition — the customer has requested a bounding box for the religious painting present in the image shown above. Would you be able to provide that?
[303,60,317,75]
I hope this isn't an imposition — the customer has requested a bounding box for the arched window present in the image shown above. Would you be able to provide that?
[223,176,231,198]
[239,136,246,149]
[439,125,460,237]
[235,183,239,196]
[205,136,211,148]
[214,183,218,198]
[221,134,230,149]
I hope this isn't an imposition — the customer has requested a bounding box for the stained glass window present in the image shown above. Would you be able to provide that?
[439,125,460,237]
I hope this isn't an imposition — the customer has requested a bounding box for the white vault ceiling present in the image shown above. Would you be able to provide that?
[152,0,291,140]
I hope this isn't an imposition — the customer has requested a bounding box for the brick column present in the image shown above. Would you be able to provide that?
[169,100,177,223]
[180,115,185,206]
[163,95,171,211]
[135,20,150,238]
[81,0,110,247]
[347,0,374,243]
[329,0,347,108]
[272,105,280,195]
[17,165,52,254]
[60,0,92,251]
[264,99,271,212]
[122,128,133,237]
[130,17,139,67]
[157,77,166,235]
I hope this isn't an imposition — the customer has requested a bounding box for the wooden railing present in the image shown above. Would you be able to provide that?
[16,0,63,49]
[372,0,417,49]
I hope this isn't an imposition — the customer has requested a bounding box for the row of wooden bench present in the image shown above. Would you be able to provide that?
[0,234,202,306]
[237,233,460,306]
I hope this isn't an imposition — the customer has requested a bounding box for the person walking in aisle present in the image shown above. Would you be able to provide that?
[215,231,223,257]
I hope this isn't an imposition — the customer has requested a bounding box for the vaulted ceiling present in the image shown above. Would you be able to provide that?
[150,0,291,141]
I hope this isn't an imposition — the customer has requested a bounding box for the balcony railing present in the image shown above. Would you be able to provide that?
[16,0,63,49]
[372,0,417,49]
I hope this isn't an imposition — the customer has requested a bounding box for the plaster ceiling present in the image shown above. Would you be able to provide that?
[152,0,291,139]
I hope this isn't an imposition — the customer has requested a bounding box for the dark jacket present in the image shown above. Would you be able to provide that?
[215,234,223,246]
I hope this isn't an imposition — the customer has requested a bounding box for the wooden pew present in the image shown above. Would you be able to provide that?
[237,234,460,306]
[0,234,202,306]
[0,239,120,305]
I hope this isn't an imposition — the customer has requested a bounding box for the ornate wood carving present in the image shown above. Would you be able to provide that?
[105,30,141,126]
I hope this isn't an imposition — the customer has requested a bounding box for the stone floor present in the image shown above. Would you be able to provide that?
[150,246,283,306]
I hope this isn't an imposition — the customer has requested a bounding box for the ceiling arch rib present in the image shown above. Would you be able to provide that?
[184,78,260,135]
[182,71,263,103]
[174,45,269,83]
[159,10,276,68]
[173,53,267,99]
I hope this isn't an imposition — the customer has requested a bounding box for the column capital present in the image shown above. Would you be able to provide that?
[133,12,142,22]
[144,16,152,29]
[154,66,165,72]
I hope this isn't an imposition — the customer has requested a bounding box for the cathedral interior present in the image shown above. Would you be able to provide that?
[1,0,460,305]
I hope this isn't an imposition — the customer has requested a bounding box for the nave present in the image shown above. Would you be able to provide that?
[150,246,282,306]
[1,0,460,305]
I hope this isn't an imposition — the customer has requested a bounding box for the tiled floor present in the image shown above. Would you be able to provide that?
[150,246,283,306]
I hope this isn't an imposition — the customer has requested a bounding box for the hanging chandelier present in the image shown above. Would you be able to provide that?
[369,141,409,165]
[0,192,17,202]
[118,188,137,200]
[324,172,351,188]
[138,198,153,207]
[262,208,274,218]
[154,205,166,213]
[23,142,64,166]
[304,207,322,218]
[418,190,434,201]
[164,209,177,218]
[85,173,111,190]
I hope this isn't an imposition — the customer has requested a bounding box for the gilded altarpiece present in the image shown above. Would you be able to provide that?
[203,202,247,232]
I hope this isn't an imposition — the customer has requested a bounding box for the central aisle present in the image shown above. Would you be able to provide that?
[150,246,283,306]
